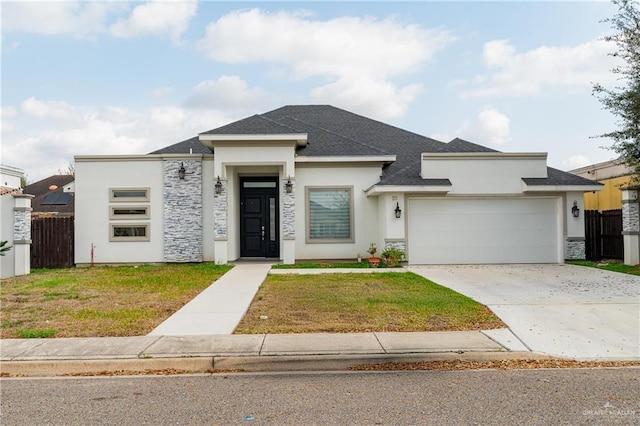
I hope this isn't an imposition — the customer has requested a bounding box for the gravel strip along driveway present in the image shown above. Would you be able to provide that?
[408,264,640,361]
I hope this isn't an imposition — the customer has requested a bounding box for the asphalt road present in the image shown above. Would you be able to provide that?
[2,368,639,425]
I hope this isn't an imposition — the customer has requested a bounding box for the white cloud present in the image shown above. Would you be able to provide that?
[461,38,618,98]
[474,108,510,146]
[1,2,125,39]
[2,97,241,181]
[434,107,511,147]
[1,106,18,119]
[310,77,423,120]
[183,76,269,110]
[21,97,75,120]
[109,0,197,42]
[563,154,592,170]
[198,9,454,119]
[1,1,195,42]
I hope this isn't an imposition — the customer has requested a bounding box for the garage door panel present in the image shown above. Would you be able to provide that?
[408,198,559,264]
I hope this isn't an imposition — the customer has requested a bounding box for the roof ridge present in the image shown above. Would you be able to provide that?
[256,114,306,134]
[273,114,393,156]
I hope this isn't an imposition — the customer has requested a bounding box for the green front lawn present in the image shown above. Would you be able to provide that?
[235,272,504,334]
[569,260,640,276]
[1,264,231,338]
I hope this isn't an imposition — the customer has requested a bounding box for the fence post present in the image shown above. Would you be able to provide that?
[621,188,640,265]
[12,194,33,276]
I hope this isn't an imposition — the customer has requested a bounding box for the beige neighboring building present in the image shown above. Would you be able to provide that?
[571,160,636,211]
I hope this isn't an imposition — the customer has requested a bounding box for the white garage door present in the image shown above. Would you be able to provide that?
[408,198,560,264]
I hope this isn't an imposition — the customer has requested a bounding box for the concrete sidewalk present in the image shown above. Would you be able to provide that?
[0,330,544,376]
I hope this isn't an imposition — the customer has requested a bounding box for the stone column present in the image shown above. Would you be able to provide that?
[13,194,33,276]
[213,177,228,264]
[622,188,640,265]
[282,178,295,264]
[163,159,203,262]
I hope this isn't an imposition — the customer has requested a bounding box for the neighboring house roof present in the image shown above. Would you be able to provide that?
[23,175,75,214]
[151,104,598,187]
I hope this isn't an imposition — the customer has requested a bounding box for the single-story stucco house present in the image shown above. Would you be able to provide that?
[74,105,602,266]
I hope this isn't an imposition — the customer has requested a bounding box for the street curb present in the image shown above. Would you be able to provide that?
[1,351,551,377]
[213,351,552,372]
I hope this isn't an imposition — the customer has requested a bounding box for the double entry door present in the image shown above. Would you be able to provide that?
[239,177,279,258]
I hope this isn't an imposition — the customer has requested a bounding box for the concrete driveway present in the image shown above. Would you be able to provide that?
[408,264,640,361]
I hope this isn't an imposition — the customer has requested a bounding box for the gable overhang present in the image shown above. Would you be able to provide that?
[199,133,308,150]
[522,183,604,193]
[365,183,452,197]
[295,155,396,166]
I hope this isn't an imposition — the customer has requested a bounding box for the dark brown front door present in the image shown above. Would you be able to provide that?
[240,177,279,258]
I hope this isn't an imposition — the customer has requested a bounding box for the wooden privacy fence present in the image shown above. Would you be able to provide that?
[585,209,623,261]
[31,216,74,268]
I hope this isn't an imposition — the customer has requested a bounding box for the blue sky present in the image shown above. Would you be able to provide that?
[1,1,621,182]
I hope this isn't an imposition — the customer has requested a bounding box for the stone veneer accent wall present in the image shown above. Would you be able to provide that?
[622,200,640,233]
[163,160,202,262]
[213,178,227,240]
[13,205,32,242]
[565,237,585,260]
[384,239,406,254]
[282,179,295,239]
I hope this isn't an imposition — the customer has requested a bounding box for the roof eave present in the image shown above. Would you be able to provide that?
[296,155,396,165]
[365,184,452,197]
[199,133,308,149]
[522,183,604,193]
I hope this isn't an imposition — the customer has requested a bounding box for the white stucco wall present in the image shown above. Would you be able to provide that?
[564,191,585,238]
[0,195,16,278]
[75,158,164,264]
[294,164,381,260]
[422,153,548,194]
[1,165,24,189]
[202,158,216,262]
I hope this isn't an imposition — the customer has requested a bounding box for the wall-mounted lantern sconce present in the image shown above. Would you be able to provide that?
[394,202,402,219]
[571,200,580,218]
[215,176,222,195]
[285,177,293,194]
[178,162,186,180]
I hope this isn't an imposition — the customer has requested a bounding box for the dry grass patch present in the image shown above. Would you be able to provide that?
[235,272,504,334]
[1,264,231,338]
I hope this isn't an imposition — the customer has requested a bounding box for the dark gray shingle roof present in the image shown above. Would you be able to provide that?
[201,115,301,135]
[524,167,603,186]
[151,105,598,188]
[150,136,212,155]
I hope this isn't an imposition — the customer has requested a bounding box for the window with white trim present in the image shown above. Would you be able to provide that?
[109,188,151,241]
[110,188,150,202]
[306,187,353,243]
[110,206,150,220]
[110,224,150,242]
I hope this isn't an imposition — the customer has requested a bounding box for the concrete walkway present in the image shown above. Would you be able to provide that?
[149,262,272,336]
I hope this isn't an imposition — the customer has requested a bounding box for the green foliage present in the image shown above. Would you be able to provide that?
[0,240,12,256]
[16,329,57,338]
[593,0,640,181]
[381,247,406,266]
[236,272,504,334]
[273,261,370,269]
[569,260,640,275]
